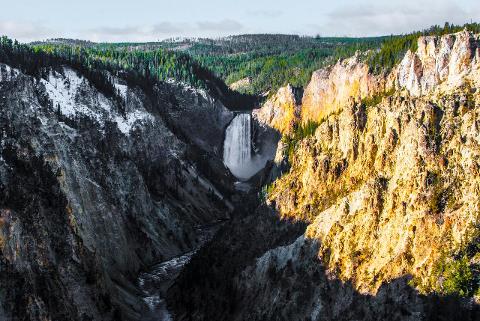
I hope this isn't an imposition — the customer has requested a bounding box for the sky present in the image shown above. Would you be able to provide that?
[0,0,479,42]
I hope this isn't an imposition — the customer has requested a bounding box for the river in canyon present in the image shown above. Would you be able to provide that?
[137,224,220,321]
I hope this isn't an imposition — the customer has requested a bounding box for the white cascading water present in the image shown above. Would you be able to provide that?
[223,112,277,182]
[223,113,253,180]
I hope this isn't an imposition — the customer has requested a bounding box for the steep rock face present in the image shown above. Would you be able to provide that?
[252,85,303,181]
[167,205,307,321]
[0,64,232,320]
[301,30,480,125]
[301,54,387,124]
[231,234,477,321]
[268,31,480,298]
[157,80,234,156]
[396,30,480,96]
[253,84,300,135]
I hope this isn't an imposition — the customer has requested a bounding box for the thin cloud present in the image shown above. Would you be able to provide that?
[2,2,477,43]
[319,1,469,37]
[0,20,55,41]
[89,26,141,36]
[84,20,243,41]
[152,22,185,34]
[88,23,185,37]
[196,19,243,32]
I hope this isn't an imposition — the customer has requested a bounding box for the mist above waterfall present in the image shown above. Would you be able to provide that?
[223,113,273,180]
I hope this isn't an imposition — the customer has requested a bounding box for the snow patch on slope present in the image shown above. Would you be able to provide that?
[0,64,20,82]
[40,67,154,135]
[114,111,155,135]
[41,68,85,118]
[165,78,209,101]
[114,82,128,100]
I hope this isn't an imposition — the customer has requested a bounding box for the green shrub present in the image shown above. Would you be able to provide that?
[435,255,476,297]
[259,183,276,202]
[361,88,396,108]
[431,226,480,297]
[282,120,321,163]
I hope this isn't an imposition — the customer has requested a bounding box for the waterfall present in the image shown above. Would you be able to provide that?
[223,113,253,180]
[223,112,278,181]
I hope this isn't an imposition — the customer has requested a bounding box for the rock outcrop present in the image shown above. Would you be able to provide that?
[229,77,252,92]
[251,85,302,181]
[301,30,480,124]
[253,84,300,135]
[396,30,480,96]
[301,54,387,123]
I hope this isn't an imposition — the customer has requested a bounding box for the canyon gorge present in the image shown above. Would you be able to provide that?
[1,28,480,321]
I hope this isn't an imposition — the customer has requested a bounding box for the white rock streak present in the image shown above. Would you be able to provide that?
[40,67,154,136]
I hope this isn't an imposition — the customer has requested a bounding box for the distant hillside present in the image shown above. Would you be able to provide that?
[30,38,96,47]
[25,38,257,110]
[186,35,385,94]
[28,22,480,96]
[30,35,386,95]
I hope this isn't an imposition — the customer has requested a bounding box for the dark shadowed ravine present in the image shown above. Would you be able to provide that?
[138,224,222,321]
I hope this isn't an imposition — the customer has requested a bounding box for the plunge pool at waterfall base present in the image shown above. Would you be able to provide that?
[234,181,252,192]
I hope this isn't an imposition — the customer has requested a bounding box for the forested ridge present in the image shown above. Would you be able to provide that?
[191,23,480,93]
[31,35,386,95]
[1,36,257,111]
[4,22,480,100]
[179,35,386,94]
